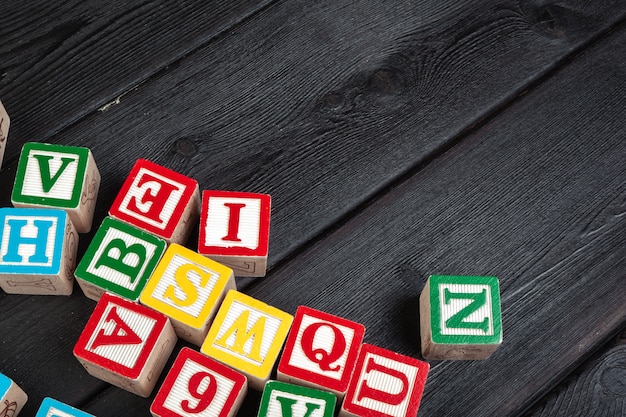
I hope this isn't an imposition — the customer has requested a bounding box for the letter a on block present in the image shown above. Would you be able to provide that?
[258,380,336,417]
[419,275,503,360]
[278,306,365,397]
[151,347,248,417]
[35,397,95,417]
[109,159,200,244]
[340,344,429,417]
[198,190,271,277]
[74,293,177,397]
[201,290,293,391]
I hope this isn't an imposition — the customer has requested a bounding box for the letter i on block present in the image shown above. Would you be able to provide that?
[35,398,95,417]
[109,159,200,244]
[0,99,10,168]
[151,347,247,417]
[419,275,502,360]
[277,306,365,398]
[340,344,429,417]
[0,373,28,417]
[140,243,235,346]
[73,292,178,397]
[0,207,78,295]
[11,142,100,233]
[75,216,166,301]
[198,190,271,277]
[201,290,293,391]
[258,380,336,417]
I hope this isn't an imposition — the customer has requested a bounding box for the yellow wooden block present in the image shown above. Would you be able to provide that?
[140,243,235,346]
[201,290,293,391]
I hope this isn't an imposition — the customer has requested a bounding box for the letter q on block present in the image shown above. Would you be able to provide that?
[340,344,429,417]
[277,306,365,398]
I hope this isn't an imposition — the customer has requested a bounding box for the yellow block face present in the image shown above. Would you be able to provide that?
[140,243,234,330]
[201,290,293,381]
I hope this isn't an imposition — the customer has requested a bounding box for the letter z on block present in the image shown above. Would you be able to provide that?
[73,292,177,397]
[11,142,100,233]
[258,380,336,417]
[0,373,28,417]
[109,159,200,244]
[35,397,95,417]
[340,344,429,417]
[151,347,247,417]
[419,275,503,360]
[0,207,78,295]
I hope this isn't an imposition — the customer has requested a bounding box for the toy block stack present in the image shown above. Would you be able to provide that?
[0,100,9,168]
[0,373,27,417]
[419,275,502,360]
[73,292,178,397]
[35,398,95,417]
[151,347,247,417]
[258,380,336,417]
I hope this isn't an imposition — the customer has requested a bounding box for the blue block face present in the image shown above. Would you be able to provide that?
[36,397,95,417]
[0,207,66,275]
[0,373,11,397]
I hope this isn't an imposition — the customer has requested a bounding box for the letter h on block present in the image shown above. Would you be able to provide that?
[11,142,100,233]
[258,380,336,417]
[0,373,28,417]
[151,347,247,417]
[277,306,365,398]
[0,99,9,168]
[198,190,271,277]
[340,344,429,417]
[140,243,235,346]
[109,159,200,244]
[73,292,178,397]
[0,207,78,295]
[35,397,95,417]
[419,275,502,360]
[201,290,293,391]
[75,216,166,302]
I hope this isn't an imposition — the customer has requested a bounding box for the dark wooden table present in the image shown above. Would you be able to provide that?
[1,1,625,416]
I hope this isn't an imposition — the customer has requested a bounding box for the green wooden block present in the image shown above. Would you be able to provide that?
[75,216,166,301]
[420,275,502,360]
[11,142,100,233]
[258,380,336,417]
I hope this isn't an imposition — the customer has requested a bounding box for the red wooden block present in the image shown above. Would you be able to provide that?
[277,306,365,398]
[198,190,271,277]
[109,159,200,244]
[151,347,247,417]
[340,344,429,417]
[73,292,178,397]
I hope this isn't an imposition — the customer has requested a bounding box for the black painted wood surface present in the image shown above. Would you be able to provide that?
[0,1,625,416]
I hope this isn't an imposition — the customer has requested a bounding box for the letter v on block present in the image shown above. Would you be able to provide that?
[258,381,336,417]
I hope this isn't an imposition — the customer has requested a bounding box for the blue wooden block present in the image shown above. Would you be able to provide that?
[0,207,78,295]
[35,397,95,417]
[0,373,28,416]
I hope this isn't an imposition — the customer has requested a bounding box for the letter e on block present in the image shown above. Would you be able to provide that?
[0,373,28,417]
[277,306,365,398]
[340,344,429,417]
[258,380,336,417]
[73,292,177,397]
[198,190,271,277]
[0,207,78,295]
[419,275,502,360]
[151,347,247,417]
[0,100,10,169]
[109,159,200,244]
[201,290,293,391]
[11,142,100,233]
[35,397,95,417]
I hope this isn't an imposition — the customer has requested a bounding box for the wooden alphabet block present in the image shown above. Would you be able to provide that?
[35,397,95,417]
[277,306,365,398]
[258,380,336,417]
[140,243,236,346]
[109,159,200,244]
[150,347,247,417]
[0,373,28,417]
[73,292,177,397]
[198,190,271,277]
[11,142,100,233]
[0,207,78,295]
[340,344,429,417]
[75,216,166,302]
[200,290,293,391]
[0,100,9,168]
[419,275,502,360]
